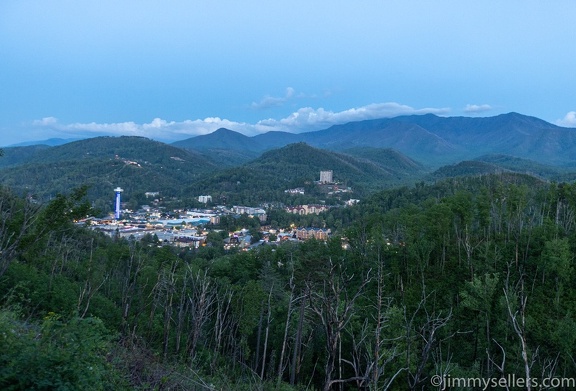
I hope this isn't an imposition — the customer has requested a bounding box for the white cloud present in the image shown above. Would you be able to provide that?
[556,111,576,128]
[32,117,59,126]
[256,103,450,132]
[30,102,450,141]
[250,87,297,110]
[464,104,493,113]
[32,117,248,140]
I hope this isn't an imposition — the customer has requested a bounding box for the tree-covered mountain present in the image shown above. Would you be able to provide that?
[172,128,262,166]
[173,127,261,151]
[0,138,428,207]
[0,136,219,207]
[4,113,576,210]
[173,112,576,166]
[428,153,576,182]
[301,119,463,164]
[4,133,574,210]
[473,153,569,179]
[252,130,305,149]
[428,160,511,180]
[185,142,424,205]
[0,145,53,168]
[342,146,427,177]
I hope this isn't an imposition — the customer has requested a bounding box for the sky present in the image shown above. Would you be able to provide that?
[1,1,576,147]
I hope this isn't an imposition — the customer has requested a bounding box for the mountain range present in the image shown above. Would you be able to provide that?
[1,112,576,206]
[174,112,576,166]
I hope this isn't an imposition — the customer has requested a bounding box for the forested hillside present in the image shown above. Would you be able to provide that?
[2,173,576,389]
[3,132,576,214]
[0,136,219,209]
[0,138,427,209]
[185,143,423,206]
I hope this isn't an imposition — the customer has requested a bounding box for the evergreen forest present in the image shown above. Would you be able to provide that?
[2,173,576,390]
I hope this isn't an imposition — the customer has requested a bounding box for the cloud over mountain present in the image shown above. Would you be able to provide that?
[30,102,450,141]
[556,111,576,128]
[464,104,493,113]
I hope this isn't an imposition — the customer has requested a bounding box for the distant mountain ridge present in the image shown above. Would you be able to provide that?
[172,128,261,166]
[174,112,576,166]
[7,112,575,167]
[5,137,80,147]
[3,113,576,207]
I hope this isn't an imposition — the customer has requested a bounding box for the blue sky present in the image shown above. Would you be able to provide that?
[1,1,576,146]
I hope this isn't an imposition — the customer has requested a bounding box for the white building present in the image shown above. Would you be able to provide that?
[198,195,212,203]
[320,170,333,184]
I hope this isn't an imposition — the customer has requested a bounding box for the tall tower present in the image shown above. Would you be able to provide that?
[114,187,123,219]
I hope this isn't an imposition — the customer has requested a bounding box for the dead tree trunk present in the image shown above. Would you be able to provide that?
[308,259,371,391]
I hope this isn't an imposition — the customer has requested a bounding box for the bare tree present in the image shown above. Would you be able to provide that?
[162,259,179,360]
[258,284,274,380]
[290,285,309,386]
[503,263,533,391]
[308,258,371,391]
[119,242,146,343]
[276,271,296,386]
[211,284,234,370]
[486,339,510,391]
[187,269,216,361]
[77,238,109,318]
[403,289,452,391]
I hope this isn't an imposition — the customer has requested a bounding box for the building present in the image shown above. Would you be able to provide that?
[198,195,212,203]
[285,204,329,215]
[284,187,305,195]
[320,170,333,184]
[232,206,267,222]
[296,227,331,241]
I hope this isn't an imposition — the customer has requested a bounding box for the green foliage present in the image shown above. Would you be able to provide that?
[541,238,573,283]
[39,186,92,230]
[0,310,117,390]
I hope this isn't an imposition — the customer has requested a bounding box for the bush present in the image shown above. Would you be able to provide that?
[0,310,118,390]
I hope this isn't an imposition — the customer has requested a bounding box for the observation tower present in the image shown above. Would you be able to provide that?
[114,187,123,220]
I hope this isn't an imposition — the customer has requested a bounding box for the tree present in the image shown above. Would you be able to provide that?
[460,273,499,344]
[0,310,116,390]
[307,258,371,391]
[0,187,41,278]
[502,265,534,390]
